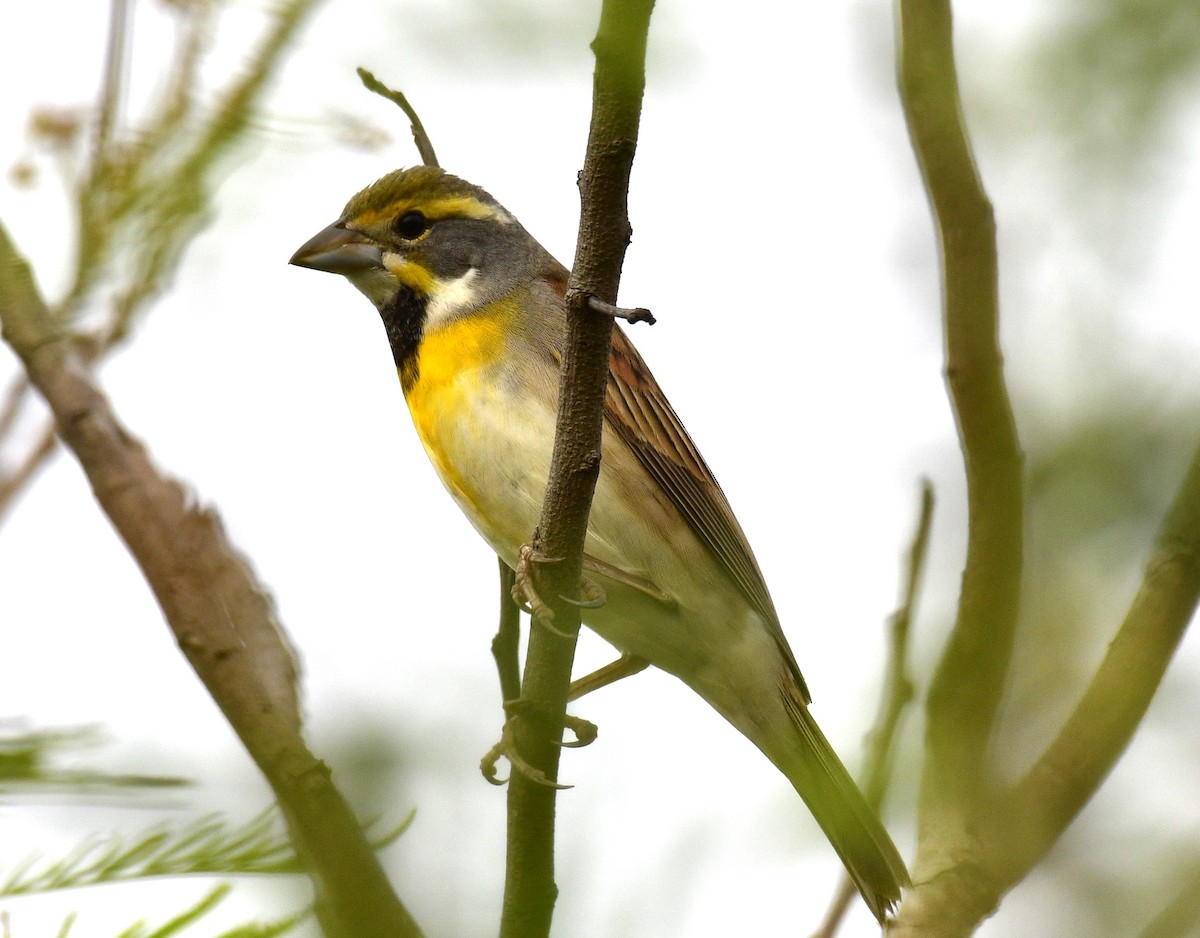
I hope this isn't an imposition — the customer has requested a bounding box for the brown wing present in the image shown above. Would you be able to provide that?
[604,327,807,695]
[528,263,806,694]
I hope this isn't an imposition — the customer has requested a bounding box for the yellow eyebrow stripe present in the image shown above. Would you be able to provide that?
[355,195,499,228]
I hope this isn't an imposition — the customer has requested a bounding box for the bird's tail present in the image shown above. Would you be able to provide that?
[772,694,909,923]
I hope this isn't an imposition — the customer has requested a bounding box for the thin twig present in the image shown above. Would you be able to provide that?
[93,0,131,168]
[0,375,31,441]
[581,292,655,325]
[498,2,656,936]
[811,481,933,938]
[493,558,523,705]
[0,422,57,522]
[356,68,439,168]
[864,480,932,807]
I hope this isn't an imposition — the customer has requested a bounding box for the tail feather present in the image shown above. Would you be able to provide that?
[778,696,909,923]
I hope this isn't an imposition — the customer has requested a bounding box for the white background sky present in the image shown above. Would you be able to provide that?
[2,1,1199,936]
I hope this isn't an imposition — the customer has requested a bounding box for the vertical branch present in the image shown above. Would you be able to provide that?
[896,0,1023,875]
[894,5,1200,935]
[499,2,655,936]
[493,559,523,705]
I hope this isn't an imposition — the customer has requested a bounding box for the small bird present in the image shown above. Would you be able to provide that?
[290,165,908,921]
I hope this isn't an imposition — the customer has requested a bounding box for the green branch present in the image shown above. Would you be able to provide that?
[498,2,656,936]
[990,441,1200,883]
[896,0,1023,876]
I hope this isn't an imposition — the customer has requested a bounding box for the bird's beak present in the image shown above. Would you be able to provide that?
[290,223,384,274]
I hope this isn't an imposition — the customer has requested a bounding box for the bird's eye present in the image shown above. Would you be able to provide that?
[393,211,429,240]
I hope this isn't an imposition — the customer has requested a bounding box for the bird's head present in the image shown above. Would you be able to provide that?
[290,165,551,325]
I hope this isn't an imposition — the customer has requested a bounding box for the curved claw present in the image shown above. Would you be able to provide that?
[554,714,598,749]
[512,543,556,624]
[559,576,607,609]
[537,616,577,640]
[480,741,510,786]
[480,711,575,790]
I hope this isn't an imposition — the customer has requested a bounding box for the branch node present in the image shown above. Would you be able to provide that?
[575,290,655,325]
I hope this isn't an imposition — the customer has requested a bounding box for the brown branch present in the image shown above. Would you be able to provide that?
[583,292,655,325]
[498,2,655,936]
[896,0,1023,884]
[812,481,932,938]
[0,222,422,938]
[356,68,439,168]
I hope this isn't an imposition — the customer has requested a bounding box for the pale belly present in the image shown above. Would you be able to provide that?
[406,370,555,566]
[406,370,668,576]
[402,360,795,735]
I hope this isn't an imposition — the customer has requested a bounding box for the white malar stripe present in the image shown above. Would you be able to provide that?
[424,267,480,329]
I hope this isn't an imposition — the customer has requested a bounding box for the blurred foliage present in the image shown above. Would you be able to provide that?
[1031,0,1200,183]
[375,0,696,79]
[19,0,320,332]
[0,0,322,524]
[97,884,303,938]
[0,723,187,794]
[983,400,1200,936]
[1,810,302,896]
[0,722,415,892]
[6,883,309,938]
[876,1,1200,934]
[0,720,415,934]
[998,397,1200,772]
[1140,863,1200,938]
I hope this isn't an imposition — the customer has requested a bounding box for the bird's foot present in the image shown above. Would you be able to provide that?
[514,544,608,621]
[560,576,606,609]
[512,543,593,638]
[480,700,598,788]
[511,543,556,624]
[568,653,650,701]
[557,712,599,748]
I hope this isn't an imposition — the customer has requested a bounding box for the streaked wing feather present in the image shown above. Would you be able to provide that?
[604,328,802,679]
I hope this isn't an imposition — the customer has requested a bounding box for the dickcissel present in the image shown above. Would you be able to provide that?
[290,165,908,922]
